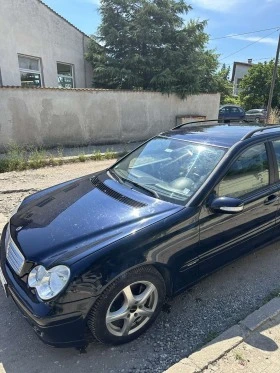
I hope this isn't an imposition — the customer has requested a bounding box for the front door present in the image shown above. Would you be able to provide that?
[198,142,279,275]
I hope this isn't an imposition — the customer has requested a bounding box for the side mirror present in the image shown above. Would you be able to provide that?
[210,196,244,214]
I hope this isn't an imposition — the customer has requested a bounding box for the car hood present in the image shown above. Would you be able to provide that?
[10,172,183,266]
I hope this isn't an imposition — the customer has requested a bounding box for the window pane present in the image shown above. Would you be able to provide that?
[57,63,72,76]
[18,56,39,71]
[272,140,280,178]
[219,143,269,198]
[58,76,73,88]
[20,72,41,87]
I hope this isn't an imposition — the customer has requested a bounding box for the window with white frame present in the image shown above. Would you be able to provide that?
[18,55,42,88]
[57,63,74,88]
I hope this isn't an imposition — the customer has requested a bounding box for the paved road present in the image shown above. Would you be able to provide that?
[1,161,280,373]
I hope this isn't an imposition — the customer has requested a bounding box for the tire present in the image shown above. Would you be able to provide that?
[87,266,166,345]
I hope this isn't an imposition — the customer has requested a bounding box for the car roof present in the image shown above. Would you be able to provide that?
[161,123,277,148]
[220,104,242,108]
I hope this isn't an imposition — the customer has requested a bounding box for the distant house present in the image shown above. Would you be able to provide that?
[0,0,93,88]
[231,60,253,96]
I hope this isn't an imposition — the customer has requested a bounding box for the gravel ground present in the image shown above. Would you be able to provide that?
[1,160,280,373]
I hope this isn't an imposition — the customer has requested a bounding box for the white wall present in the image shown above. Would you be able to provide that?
[0,0,92,88]
[233,64,251,96]
[0,88,220,151]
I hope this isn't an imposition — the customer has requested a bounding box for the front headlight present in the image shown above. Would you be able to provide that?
[28,265,70,300]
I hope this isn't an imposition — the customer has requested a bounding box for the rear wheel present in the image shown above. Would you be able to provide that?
[87,266,166,344]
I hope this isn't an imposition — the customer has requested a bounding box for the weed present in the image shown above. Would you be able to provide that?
[0,144,118,173]
[0,158,9,173]
[234,351,246,366]
[56,146,64,158]
[6,143,27,171]
[268,108,280,124]
[91,150,102,161]
[78,154,86,162]
[104,148,115,160]
[48,156,59,167]
[28,148,47,169]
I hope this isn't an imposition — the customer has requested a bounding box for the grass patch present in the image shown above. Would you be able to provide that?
[78,153,86,162]
[104,148,116,160]
[0,144,118,173]
[90,150,103,161]
[28,147,47,169]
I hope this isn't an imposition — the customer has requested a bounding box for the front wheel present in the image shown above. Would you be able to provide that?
[87,266,166,344]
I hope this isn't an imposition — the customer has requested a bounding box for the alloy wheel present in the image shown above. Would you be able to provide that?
[105,281,158,337]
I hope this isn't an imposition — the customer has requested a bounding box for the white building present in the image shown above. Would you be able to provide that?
[0,0,92,88]
[231,60,253,96]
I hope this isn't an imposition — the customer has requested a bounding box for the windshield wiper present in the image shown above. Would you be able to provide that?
[108,169,125,184]
[123,178,160,199]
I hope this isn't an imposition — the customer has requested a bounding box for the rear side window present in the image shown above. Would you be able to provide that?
[219,143,269,198]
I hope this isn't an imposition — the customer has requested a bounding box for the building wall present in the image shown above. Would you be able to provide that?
[0,0,92,88]
[233,65,251,96]
[0,88,220,151]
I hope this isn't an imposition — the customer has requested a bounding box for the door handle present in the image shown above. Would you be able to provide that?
[264,195,279,205]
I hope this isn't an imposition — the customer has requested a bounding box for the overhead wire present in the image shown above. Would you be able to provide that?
[219,29,280,61]
[209,26,280,41]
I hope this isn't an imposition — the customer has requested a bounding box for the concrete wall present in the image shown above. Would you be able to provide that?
[0,0,92,88]
[0,88,220,152]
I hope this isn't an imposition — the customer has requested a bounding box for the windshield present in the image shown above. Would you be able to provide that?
[111,137,226,205]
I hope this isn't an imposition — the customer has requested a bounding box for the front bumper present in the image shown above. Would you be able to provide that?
[0,225,91,348]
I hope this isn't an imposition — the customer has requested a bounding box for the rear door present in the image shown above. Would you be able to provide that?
[270,138,280,224]
[230,106,244,121]
[198,141,279,274]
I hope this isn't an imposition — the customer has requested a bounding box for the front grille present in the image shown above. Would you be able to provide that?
[91,176,147,208]
[6,235,25,276]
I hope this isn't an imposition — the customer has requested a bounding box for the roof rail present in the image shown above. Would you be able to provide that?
[172,118,247,130]
[241,125,280,140]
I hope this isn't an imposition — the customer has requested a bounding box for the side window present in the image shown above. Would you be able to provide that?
[272,140,280,178]
[219,143,269,198]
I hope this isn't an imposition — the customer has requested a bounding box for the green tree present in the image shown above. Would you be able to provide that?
[239,61,280,110]
[212,63,234,104]
[86,0,222,97]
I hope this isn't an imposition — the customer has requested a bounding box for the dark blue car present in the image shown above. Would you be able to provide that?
[1,121,280,347]
[218,105,245,122]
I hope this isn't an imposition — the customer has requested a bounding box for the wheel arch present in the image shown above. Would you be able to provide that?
[152,262,173,297]
[92,261,173,299]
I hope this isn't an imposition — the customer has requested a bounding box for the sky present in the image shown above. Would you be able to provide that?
[43,0,280,75]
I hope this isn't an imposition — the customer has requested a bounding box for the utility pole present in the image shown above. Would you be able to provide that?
[266,32,280,124]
